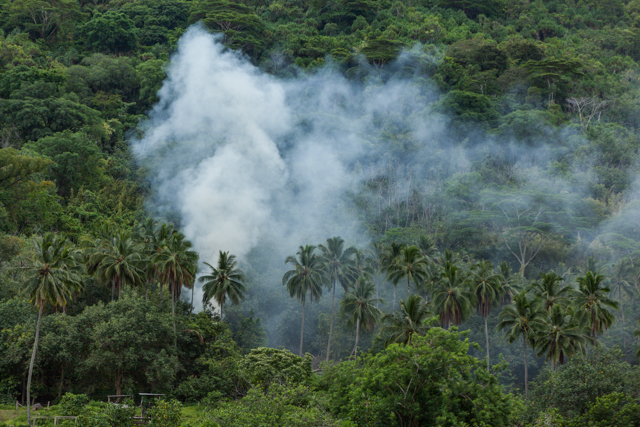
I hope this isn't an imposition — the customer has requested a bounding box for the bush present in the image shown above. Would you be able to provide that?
[147,398,182,427]
[60,393,90,416]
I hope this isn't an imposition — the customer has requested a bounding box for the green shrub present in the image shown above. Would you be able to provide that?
[148,398,182,427]
[60,393,90,416]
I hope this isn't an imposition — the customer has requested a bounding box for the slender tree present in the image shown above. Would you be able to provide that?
[283,245,324,356]
[470,260,503,364]
[381,241,405,310]
[432,261,474,328]
[497,290,545,397]
[86,230,146,301]
[573,270,618,342]
[22,233,83,425]
[496,261,520,306]
[380,294,431,347]
[199,251,246,318]
[350,248,374,289]
[387,245,429,300]
[319,237,355,362]
[367,242,385,308]
[535,305,590,370]
[607,259,634,324]
[155,232,198,337]
[341,278,382,361]
[528,271,570,313]
[416,235,439,264]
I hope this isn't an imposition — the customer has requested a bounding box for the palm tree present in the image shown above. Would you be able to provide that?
[199,251,246,318]
[528,271,570,313]
[283,245,324,356]
[381,241,405,310]
[607,259,635,324]
[87,230,146,301]
[634,319,640,358]
[387,245,429,300]
[350,248,374,290]
[367,242,385,308]
[319,237,355,362]
[341,278,382,361]
[573,270,618,342]
[154,232,198,336]
[496,261,520,305]
[416,235,439,264]
[380,294,431,347]
[497,290,545,397]
[470,260,503,364]
[535,305,590,370]
[22,233,83,425]
[432,261,475,329]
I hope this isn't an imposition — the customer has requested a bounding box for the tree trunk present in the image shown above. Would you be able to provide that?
[407,275,411,299]
[111,278,115,302]
[299,298,305,357]
[484,314,490,365]
[375,273,379,309]
[171,285,177,349]
[353,317,360,363]
[27,305,44,426]
[115,369,123,396]
[326,281,336,362]
[190,285,194,317]
[58,365,64,399]
[393,286,396,311]
[523,336,528,398]
[145,281,149,301]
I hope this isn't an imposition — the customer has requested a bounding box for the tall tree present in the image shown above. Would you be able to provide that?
[22,233,83,425]
[528,271,570,313]
[387,245,429,300]
[319,237,355,362]
[496,290,545,397]
[341,278,382,361]
[496,261,520,305]
[432,261,474,328]
[87,230,146,301]
[380,241,405,310]
[470,260,503,364]
[283,245,324,356]
[199,251,246,318]
[607,259,635,324]
[380,294,431,347]
[154,232,198,337]
[574,270,618,342]
[367,242,385,308]
[350,248,374,289]
[535,305,590,370]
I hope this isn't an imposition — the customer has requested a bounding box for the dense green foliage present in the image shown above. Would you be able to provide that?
[4,0,640,425]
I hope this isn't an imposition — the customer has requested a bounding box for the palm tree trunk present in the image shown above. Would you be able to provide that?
[145,281,149,301]
[523,335,528,398]
[407,276,410,299]
[190,285,194,317]
[354,317,360,363]
[393,285,396,311]
[326,281,336,362]
[111,278,115,302]
[375,273,379,309]
[484,314,490,364]
[299,298,305,357]
[27,305,44,426]
[171,285,177,349]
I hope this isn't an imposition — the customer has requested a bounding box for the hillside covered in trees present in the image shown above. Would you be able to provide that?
[3,0,640,426]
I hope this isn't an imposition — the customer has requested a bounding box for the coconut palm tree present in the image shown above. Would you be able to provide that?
[87,230,146,301]
[497,290,545,397]
[528,272,570,313]
[380,294,431,347]
[535,305,590,370]
[387,245,429,300]
[470,260,503,364]
[22,233,83,425]
[634,319,640,358]
[154,232,198,336]
[319,237,355,361]
[283,245,324,356]
[199,251,246,318]
[432,261,474,329]
[573,270,618,342]
[350,248,374,289]
[381,241,405,310]
[496,261,520,306]
[341,278,382,361]
[416,235,439,264]
[607,259,635,324]
[367,242,385,308]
